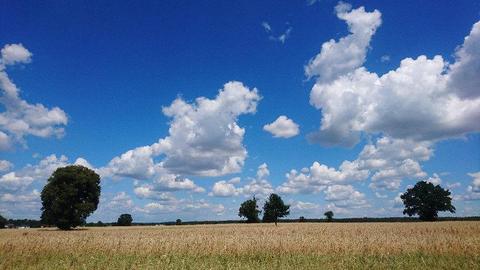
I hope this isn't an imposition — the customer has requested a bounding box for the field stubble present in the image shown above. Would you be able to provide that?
[0,221,479,269]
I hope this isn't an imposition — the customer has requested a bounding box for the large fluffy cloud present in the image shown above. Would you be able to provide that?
[136,196,225,217]
[290,200,320,211]
[0,189,41,219]
[104,192,134,211]
[0,44,68,150]
[0,160,13,172]
[1,44,32,65]
[134,186,176,201]
[448,22,480,99]
[0,189,39,203]
[324,185,369,208]
[209,163,274,198]
[277,156,369,194]
[210,177,241,197]
[132,169,205,197]
[99,81,260,211]
[455,172,480,201]
[306,4,480,147]
[278,136,432,194]
[160,81,260,176]
[101,146,158,180]
[103,81,260,180]
[361,137,430,190]
[305,2,381,82]
[298,2,479,205]
[469,172,480,193]
[0,154,69,192]
[0,154,95,193]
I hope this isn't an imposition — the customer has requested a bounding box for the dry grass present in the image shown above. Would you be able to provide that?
[1,221,479,269]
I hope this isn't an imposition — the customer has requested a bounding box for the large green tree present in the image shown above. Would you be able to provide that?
[41,165,101,230]
[0,214,7,229]
[238,197,261,223]
[262,193,290,226]
[400,181,455,221]
[117,214,133,226]
[324,211,334,222]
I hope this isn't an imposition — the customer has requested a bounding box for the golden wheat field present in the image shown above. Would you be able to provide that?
[1,222,479,269]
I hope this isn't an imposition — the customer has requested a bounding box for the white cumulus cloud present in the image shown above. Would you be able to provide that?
[277,158,368,194]
[305,2,381,82]
[278,136,432,194]
[468,172,480,193]
[263,115,300,138]
[0,154,69,192]
[1,44,32,65]
[210,178,240,197]
[209,163,274,198]
[102,81,260,179]
[324,184,369,208]
[448,22,480,99]
[425,173,442,186]
[0,160,13,172]
[306,4,480,147]
[0,155,92,217]
[0,44,68,150]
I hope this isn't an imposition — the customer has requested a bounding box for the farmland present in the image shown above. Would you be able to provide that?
[1,221,479,269]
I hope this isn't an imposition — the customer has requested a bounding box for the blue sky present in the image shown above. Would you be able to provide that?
[1,0,479,222]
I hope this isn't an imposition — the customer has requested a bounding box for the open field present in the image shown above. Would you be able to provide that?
[1,222,480,269]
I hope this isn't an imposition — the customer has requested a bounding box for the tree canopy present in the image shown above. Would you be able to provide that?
[117,214,133,226]
[238,197,261,223]
[41,165,101,230]
[324,211,334,221]
[400,181,455,221]
[262,193,290,225]
[0,214,7,228]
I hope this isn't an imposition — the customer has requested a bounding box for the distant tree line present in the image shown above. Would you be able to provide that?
[0,217,42,228]
[4,216,480,229]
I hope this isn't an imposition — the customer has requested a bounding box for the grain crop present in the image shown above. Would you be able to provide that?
[1,221,479,269]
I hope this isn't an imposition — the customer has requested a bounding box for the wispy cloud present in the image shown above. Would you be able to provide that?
[261,21,271,32]
[380,55,390,62]
[306,0,319,6]
[261,21,292,44]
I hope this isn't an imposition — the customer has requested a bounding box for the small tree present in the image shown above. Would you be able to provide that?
[299,216,306,223]
[41,165,101,230]
[400,181,456,221]
[324,211,334,222]
[117,214,133,226]
[239,197,261,223]
[0,214,7,229]
[262,193,290,226]
[176,219,182,225]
